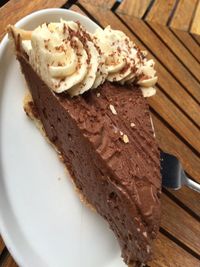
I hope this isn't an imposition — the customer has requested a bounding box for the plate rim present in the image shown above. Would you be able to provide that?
[0,8,100,267]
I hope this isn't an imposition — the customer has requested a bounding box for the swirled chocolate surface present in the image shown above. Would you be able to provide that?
[18,52,161,266]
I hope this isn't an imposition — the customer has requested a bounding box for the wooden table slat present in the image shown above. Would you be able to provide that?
[119,15,200,103]
[145,0,177,25]
[70,3,86,15]
[168,186,200,217]
[152,114,200,182]
[78,0,116,9]
[1,253,18,267]
[149,89,200,155]
[152,233,200,267]
[155,67,200,129]
[171,29,200,63]
[116,0,152,18]
[147,22,200,82]
[170,0,198,31]
[0,235,5,255]
[193,34,200,45]
[0,0,67,41]
[191,0,200,35]
[161,194,200,255]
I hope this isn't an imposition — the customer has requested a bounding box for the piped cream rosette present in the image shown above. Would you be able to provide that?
[8,20,157,97]
[93,26,157,97]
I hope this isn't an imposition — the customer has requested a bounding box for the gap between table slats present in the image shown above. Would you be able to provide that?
[146,22,200,83]
[118,15,200,104]
[170,29,200,64]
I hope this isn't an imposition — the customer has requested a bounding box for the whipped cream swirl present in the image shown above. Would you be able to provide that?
[21,20,157,97]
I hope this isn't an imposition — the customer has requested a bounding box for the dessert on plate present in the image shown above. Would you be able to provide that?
[8,19,161,266]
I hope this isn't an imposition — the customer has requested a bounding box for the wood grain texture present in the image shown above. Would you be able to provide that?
[154,65,200,129]
[116,0,151,17]
[78,0,115,9]
[78,1,136,38]
[152,233,200,267]
[191,0,200,35]
[170,0,198,31]
[148,89,200,153]
[151,114,200,182]
[70,3,86,15]
[147,22,200,82]
[171,29,200,63]
[161,194,200,255]
[0,0,67,41]
[119,15,200,103]
[168,186,200,217]
[145,0,177,25]
[1,254,18,267]
[193,34,200,45]
[0,236,5,255]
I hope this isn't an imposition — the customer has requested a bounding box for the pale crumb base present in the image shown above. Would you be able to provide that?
[23,91,95,212]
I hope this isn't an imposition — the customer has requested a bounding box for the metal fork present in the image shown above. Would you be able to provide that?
[160,151,200,193]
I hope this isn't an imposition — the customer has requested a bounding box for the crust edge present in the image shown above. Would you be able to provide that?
[23,90,96,212]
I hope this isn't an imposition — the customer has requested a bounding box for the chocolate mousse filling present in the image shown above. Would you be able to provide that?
[16,51,161,266]
[8,20,161,266]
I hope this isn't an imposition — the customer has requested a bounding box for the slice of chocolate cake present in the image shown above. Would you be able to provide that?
[8,20,161,266]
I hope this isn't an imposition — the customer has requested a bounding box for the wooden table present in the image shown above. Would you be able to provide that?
[0,1,200,266]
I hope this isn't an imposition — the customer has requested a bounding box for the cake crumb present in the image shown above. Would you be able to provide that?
[123,134,129,143]
[109,104,117,115]
[130,122,135,127]
[146,245,150,254]
[97,92,101,97]
[143,231,147,238]
[120,131,123,136]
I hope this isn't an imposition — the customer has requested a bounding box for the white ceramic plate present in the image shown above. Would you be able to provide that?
[0,9,126,267]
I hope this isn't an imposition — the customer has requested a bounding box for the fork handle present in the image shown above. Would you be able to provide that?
[185,178,200,193]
